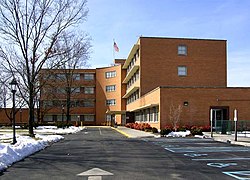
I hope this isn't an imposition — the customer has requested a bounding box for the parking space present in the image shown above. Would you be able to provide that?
[144,138,250,179]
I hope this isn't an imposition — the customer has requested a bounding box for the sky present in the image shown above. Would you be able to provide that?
[84,0,250,87]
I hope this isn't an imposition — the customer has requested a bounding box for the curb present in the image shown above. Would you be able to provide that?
[213,138,250,147]
[111,127,132,138]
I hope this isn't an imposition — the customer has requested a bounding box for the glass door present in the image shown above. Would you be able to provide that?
[212,109,223,131]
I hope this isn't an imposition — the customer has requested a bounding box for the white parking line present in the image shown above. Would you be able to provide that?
[164,148,175,153]
[192,157,250,161]
[223,171,250,180]
[165,146,249,153]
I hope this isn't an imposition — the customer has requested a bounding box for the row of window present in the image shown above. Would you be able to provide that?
[43,114,95,122]
[135,107,159,122]
[43,99,95,108]
[127,69,139,90]
[44,73,95,81]
[43,98,118,107]
[127,89,139,104]
[52,87,95,94]
[127,49,140,74]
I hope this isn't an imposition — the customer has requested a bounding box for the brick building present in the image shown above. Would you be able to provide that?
[38,37,250,130]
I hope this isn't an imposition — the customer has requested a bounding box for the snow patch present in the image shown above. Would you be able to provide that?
[166,130,191,137]
[0,126,84,172]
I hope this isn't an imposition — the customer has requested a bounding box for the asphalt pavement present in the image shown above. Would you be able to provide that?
[1,127,249,180]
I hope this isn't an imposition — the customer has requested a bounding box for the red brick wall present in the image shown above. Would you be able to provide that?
[160,87,250,129]
[0,108,29,125]
[96,65,126,125]
[139,37,227,96]
[40,69,96,123]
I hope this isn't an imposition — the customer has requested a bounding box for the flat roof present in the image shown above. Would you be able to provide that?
[139,36,227,42]
[159,86,250,89]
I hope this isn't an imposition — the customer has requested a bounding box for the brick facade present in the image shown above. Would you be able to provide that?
[2,37,249,131]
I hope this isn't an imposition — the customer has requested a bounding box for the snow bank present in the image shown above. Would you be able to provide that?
[0,126,84,172]
[0,134,64,171]
[166,130,191,137]
[35,126,84,134]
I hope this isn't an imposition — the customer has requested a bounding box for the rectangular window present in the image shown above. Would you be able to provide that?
[106,85,116,92]
[84,73,94,80]
[73,74,80,80]
[106,115,111,121]
[178,66,187,76]
[105,71,116,78]
[72,87,80,93]
[84,115,95,122]
[83,99,95,107]
[178,45,187,55]
[106,99,116,106]
[56,73,66,80]
[84,87,94,94]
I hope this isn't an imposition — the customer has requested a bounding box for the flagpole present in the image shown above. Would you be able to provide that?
[113,39,115,60]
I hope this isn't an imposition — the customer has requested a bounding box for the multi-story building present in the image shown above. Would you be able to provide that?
[39,37,250,130]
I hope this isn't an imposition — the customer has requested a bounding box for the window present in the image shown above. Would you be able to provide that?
[106,85,116,92]
[106,115,111,121]
[72,87,80,93]
[105,71,116,78]
[56,73,66,80]
[73,74,80,80]
[83,99,95,107]
[178,66,187,76]
[106,99,116,106]
[84,73,94,80]
[84,115,95,122]
[178,45,187,55]
[84,87,94,94]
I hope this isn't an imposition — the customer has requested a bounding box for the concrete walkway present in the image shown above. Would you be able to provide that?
[112,126,250,147]
[203,132,250,147]
[111,126,158,138]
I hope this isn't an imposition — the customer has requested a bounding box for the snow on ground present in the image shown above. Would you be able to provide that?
[0,126,84,172]
[35,126,84,134]
[166,130,191,137]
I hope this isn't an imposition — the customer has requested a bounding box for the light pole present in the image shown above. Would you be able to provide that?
[10,78,18,144]
[61,105,64,129]
[20,108,22,123]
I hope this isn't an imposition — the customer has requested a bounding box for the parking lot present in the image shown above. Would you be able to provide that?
[144,137,250,180]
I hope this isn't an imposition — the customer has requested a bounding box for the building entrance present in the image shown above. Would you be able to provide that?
[211,106,229,134]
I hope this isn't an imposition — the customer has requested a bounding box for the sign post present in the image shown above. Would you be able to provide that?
[210,109,213,138]
[234,109,238,141]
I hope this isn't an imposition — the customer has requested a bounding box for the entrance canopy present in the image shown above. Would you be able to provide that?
[129,104,159,112]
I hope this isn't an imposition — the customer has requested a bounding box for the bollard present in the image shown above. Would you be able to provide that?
[234,109,238,141]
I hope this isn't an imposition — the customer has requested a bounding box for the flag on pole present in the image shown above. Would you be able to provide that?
[113,42,119,52]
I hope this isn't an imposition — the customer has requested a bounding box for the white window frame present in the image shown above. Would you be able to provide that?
[106,85,116,92]
[84,87,94,94]
[105,71,116,78]
[106,99,116,106]
[84,114,95,122]
[73,74,80,80]
[83,99,95,107]
[178,66,187,76]
[84,73,94,80]
[178,45,187,55]
[72,87,80,93]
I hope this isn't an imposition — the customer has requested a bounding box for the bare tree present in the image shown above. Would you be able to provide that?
[41,33,90,125]
[0,0,89,136]
[169,103,182,132]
